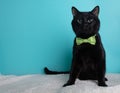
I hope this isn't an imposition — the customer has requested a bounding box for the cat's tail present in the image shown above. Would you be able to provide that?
[44,67,69,74]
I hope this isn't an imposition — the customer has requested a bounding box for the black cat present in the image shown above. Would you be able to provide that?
[44,6,107,87]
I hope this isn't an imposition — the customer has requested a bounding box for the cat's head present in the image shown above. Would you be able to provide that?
[71,6,100,38]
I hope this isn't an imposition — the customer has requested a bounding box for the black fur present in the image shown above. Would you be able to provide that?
[44,6,107,87]
[44,67,69,74]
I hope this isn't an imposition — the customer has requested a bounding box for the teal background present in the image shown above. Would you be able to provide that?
[0,0,120,75]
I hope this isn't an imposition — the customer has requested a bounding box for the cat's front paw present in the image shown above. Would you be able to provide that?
[98,82,107,87]
[63,82,75,87]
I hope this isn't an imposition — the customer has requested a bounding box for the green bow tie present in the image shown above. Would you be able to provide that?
[76,35,96,45]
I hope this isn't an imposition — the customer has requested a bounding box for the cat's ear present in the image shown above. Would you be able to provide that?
[91,6,99,16]
[72,7,79,16]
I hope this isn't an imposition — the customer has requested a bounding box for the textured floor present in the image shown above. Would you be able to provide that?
[0,74,120,93]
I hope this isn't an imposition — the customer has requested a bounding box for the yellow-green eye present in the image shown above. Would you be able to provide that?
[87,19,93,23]
[77,19,82,24]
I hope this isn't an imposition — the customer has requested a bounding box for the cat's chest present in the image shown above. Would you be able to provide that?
[74,44,98,65]
[74,43,99,57]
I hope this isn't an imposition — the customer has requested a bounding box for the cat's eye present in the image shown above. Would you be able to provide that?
[77,19,82,24]
[87,19,94,23]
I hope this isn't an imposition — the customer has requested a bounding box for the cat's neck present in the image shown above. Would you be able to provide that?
[76,34,97,39]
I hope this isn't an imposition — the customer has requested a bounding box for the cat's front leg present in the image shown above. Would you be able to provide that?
[97,59,107,87]
[63,59,80,87]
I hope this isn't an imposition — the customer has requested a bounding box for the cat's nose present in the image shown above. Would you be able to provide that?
[84,24,88,27]
[83,24,88,30]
